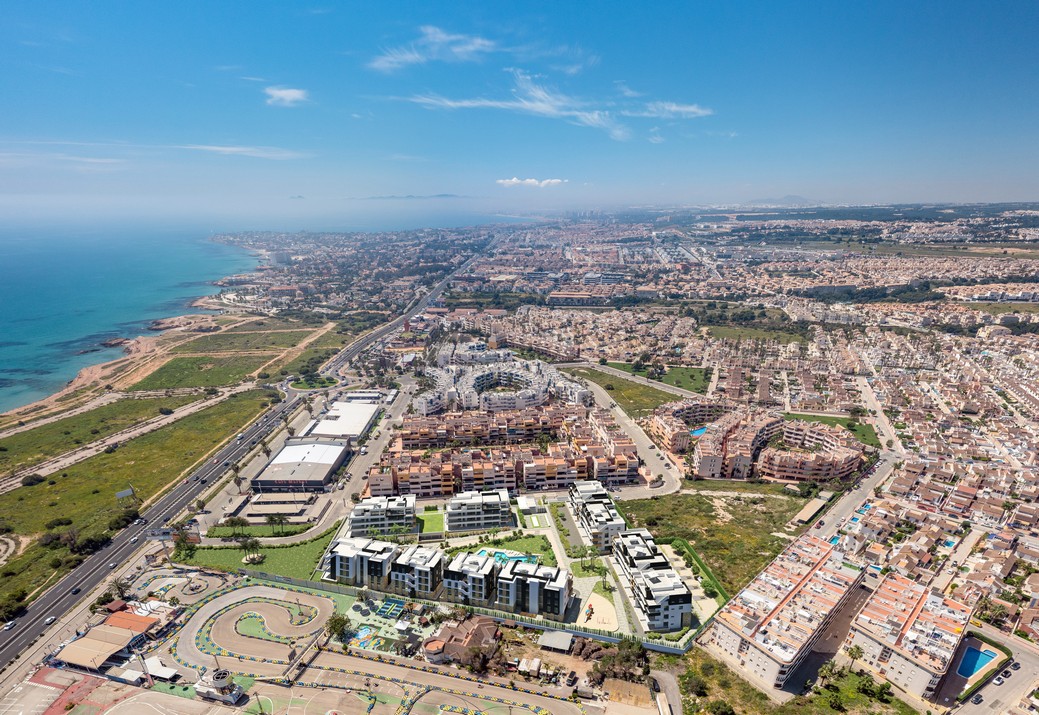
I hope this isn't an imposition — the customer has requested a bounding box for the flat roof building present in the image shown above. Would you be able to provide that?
[306,400,381,442]
[443,551,498,608]
[613,529,693,632]
[445,489,511,533]
[699,534,863,689]
[322,537,400,589]
[846,572,972,700]
[495,560,573,620]
[251,440,347,493]
[389,544,444,599]
[568,481,627,552]
[346,494,416,538]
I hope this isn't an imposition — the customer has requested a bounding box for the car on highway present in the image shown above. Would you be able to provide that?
[2,622,14,631]
[130,536,139,543]
[70,587,80,595]
[108,562,117,569]
[44,616,56,625]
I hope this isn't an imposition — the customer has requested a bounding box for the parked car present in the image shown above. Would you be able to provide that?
[971,694,983,704]
[1011,661,1021,670]
[994,676,1005,686]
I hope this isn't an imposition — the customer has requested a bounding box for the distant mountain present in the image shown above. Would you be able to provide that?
[743,195,820,207]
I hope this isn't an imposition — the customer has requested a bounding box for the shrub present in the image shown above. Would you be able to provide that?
[21,474,45,487]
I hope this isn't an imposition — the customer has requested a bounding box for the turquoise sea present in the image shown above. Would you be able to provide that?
[0,228,257,414]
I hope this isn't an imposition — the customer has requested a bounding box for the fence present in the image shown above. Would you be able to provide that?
[238,569,696,653]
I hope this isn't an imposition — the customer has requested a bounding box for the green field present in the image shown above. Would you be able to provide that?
[291,376,337,390]
[270,347,339,378]
[607,362,709,393]
[172,330,313,354]
[0,395,198,476]
[416,512,444,533]
[617,489,807,594]
[708,325,805,343]
[0,390,273,605]
[568,368,675,417]
[178,524,339,580]
[966,302,1039,315]
[130,355,271,390]
[206,523,313,538]
[783,413,881,448]
[225,316,327,333]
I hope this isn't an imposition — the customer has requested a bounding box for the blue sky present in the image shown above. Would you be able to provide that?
[2,1,1038,228]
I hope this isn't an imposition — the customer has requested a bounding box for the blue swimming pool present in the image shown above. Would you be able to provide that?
[945,539,956,548]
[690,426,707,437]
[478,549,539,565]
[957,647,997,678]
[850,516,860,523]
[829,536,839,545]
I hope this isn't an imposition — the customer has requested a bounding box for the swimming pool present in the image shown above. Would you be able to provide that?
[690,426,707,438]
[957,647,997,678]
[477,549,539,565]
[829,536,839,545]
[850,516,860,523]
[945,539,956,548]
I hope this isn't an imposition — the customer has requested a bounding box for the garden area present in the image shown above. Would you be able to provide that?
[176,524,340,580]
[568,368,675,417]
[607,362,710,393]
[783,413,881,449]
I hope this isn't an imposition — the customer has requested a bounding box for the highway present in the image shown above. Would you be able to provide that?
[0,244,486,676]
[0,388,301,673]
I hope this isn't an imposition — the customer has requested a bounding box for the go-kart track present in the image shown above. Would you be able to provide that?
[171,583,585,715]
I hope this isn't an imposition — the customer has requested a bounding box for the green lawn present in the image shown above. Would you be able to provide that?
[607,363,710,393]
[177,524,339,580]
[270,347,339,378]
[206,523,313,539]
[0,390,273,605]
[708,326,805,343]
[447,533,557,567]
[568,368,675,417]
[783,413,881,448]
[569,557,604,578]
[966,302,1039,315]
[416,512,444,533]
[172,330,314,353]
[291,376,338,390]
[225,316,328,333]
[617,491,807,594]
[676,648,917,715]
[0,395,198,476]
[130,355,271,390]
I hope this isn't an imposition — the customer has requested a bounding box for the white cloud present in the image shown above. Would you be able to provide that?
[264,86,309,107]
[625,101,713,119]
[369,25,496,72]
[614,81,642,98]
[496,177,568,188]
[179,145,307,160]
[410,70,631,140]
[648,128,665,144]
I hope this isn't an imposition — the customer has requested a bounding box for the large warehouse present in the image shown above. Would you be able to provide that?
[305,400,382,442]
[251,439,348,492]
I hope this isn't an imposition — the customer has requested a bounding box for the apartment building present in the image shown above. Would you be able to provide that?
[846,572,972,699]
[442,551,498,608]
[322,537,400,589]
[699,535,864,689]
[346,494,416,538]
[756,420,863,483]
[690,409,783,480]
[388,545,444,599]
[494,560,573,619]
[445,489,512,532]
[568,481,627,552]
[398,405,585,449]
[613,529,693,632]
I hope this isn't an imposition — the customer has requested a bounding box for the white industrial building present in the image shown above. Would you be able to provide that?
[305,400,381,442]
[251,440,348,492]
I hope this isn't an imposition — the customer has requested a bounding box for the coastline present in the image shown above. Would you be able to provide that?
[0,241,263,424]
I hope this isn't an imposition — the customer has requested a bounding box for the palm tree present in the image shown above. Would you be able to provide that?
[260,440,272,457]
[224,516,250,536]
[266,514,279,535]
[846,644,864,671]
[817,659,837,690]
[112,577,133,599]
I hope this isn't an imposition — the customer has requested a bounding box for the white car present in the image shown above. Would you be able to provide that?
[44,616,56,625]
[2,621,14,631]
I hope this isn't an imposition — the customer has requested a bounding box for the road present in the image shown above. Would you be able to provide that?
[0,389,301,675]
[0,241,491,680]
[817,452,896,540]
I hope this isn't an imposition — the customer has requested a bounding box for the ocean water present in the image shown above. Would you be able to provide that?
[0,228,257,414]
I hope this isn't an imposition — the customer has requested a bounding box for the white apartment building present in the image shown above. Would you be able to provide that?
[442,551,499,608]
[568,481,627,552]
[445,489,511,533]
[388,544,444,599]
[699,534,864,689]
[322,537,400,590]
[613,529,693,632]
[495,560,572,619]
[346,494,416,538]
[846,572,972,699]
